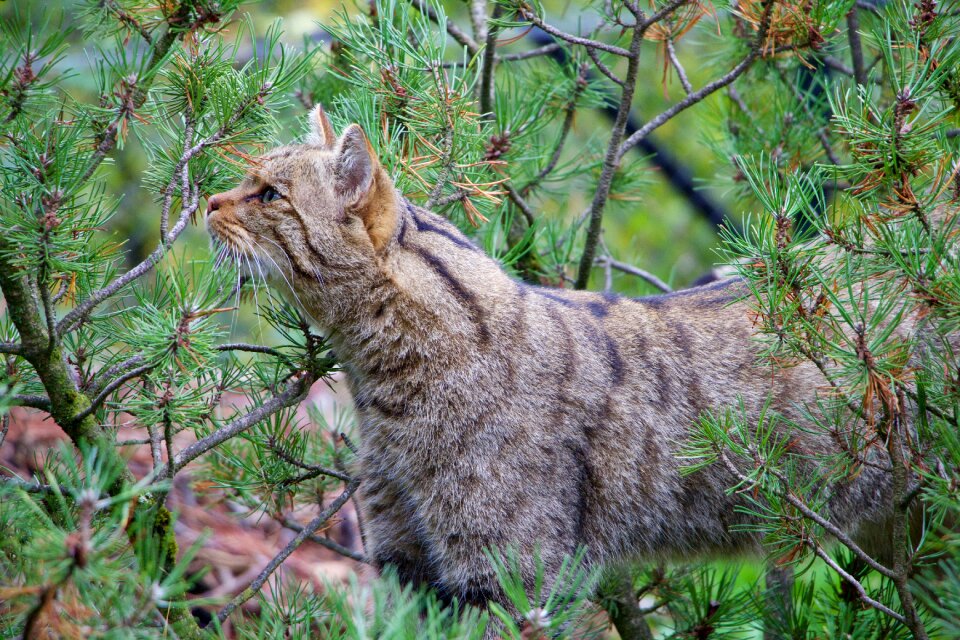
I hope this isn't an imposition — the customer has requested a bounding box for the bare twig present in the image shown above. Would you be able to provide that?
[267,437,353,483]
[503,182,537,227]
[499,43,563,62]
[617,0,779,162]
[73,363,155,423]
[808,542,905,623]
[517,9,633,58]
[281,516,368,563]
[587,47,625,87]
[665,40,693,94]
[170,375,312,476]
[597,256,672,293]
[215,479,360,624]
[216,343,285,357]
[88,354,147,395]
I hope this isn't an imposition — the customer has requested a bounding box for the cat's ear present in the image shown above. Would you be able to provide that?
[306,104,337,147]
[335,124,397,251]
[335,124,375,199]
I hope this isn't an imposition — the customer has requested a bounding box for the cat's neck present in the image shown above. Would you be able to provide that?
[317,198,512,376]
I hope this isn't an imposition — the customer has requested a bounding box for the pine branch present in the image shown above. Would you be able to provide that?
[281,516,369,563]
[214,479,361,624]
[616,0,779,161]
[169,374,313,476]
[573,17,647,289]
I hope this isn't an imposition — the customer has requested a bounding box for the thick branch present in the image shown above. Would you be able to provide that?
[12,394,53,411]
[573,22,647,289]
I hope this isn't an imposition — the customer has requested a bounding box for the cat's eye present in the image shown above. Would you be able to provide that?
[260,187,283,204]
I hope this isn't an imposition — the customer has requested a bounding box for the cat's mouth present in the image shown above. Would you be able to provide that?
[207,212,256,265]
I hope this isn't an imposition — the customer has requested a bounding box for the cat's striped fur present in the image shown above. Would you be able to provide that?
[205,106,893,621]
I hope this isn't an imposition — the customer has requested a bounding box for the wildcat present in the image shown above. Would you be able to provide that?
[205,106,894,623]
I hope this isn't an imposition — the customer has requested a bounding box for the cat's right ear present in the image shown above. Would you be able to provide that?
[306,104,337,148]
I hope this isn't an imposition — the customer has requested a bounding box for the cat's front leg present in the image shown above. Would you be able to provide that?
[359,475,433,587]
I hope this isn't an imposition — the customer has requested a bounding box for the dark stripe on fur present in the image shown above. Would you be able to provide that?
[286,205,348,271]
[413,246,491,348]
[272,232,319,279]
[530,287,579,309]
[407,202,480,252]
[586,292,618,318]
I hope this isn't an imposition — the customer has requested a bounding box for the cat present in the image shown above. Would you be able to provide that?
[205,105,894,625]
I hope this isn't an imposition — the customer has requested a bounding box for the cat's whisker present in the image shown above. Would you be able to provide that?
[248,236,322,327]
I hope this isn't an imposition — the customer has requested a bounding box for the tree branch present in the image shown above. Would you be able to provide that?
[808,542,905,623]
[665,40,693,94]
[846,7,868,87]
[215,479,360,624]
[12,394,53,411]
[267,436,353,484]
[517,9,633,58]
[596,256,672,293]
[281,516,368,563]
[573,20,647,289]
[73,363,155,423]
[616,0,779,162]
[170,375,312,475]
[216,343,284,358]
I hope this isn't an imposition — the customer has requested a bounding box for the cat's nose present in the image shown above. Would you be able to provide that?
[206,194,223,214]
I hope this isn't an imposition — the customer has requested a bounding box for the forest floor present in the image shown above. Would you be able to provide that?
[2,380,368,636]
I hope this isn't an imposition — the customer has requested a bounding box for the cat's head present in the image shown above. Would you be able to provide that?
[205,105,398,285]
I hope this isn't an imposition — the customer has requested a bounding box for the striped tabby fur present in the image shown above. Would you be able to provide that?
[205,106,893,624]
